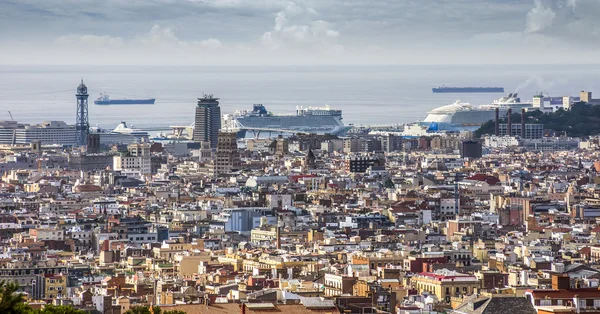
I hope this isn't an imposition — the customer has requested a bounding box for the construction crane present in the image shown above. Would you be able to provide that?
[8,111,14,121]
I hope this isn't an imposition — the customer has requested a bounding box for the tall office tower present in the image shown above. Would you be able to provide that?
[75,80,90,146]
[215,132,240,177]
[193,94,221,148]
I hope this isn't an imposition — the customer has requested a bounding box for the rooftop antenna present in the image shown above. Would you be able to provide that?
[8,111,14,121]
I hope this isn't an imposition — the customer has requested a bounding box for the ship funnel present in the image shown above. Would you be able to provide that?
[508,93,513,98]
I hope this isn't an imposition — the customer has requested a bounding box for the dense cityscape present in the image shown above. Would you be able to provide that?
[1,75,600,314]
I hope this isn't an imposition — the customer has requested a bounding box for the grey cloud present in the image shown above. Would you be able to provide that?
[1,0,599,64]
[525,0,600,41]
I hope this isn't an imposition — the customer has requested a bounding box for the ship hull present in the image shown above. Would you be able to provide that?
[432,87,504,93]
[234,115,345,135]
[94,99,156,105]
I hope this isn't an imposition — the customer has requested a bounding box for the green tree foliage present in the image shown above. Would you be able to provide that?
[0,280,90,314]
[383,178,395,189]
[0,280,28,314]
[124,306,186,314]
[124,306,152,314]
[28,305,88,314]
[474,102,600,138]
[0,281,187,314]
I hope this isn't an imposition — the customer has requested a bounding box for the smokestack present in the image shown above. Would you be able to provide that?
[521,108,526,138]
[276,226,281,250]
[507,109,512,136]
[494,108,499,136]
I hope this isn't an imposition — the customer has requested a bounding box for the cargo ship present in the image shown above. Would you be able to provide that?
[222,104,348,137]
[94,94,155,105]
[432,86,504,93]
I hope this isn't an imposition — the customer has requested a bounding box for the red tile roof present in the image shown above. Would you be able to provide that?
[466,174,500,185]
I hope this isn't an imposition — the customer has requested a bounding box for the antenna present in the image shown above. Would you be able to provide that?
[8,111,14,121]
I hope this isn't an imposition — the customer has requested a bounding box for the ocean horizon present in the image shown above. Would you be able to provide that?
[1,64,599,129]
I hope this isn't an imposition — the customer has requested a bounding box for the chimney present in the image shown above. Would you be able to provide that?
[494,108,499,136]
[276,226,281,250]
[521,109,526,138]
[507,109,512,136]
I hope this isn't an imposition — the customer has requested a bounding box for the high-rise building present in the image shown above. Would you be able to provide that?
[193,94,221,148]
[75,80,89,146]
[0,120,76,146]
[380,134,402,152]
[215,132,240,176]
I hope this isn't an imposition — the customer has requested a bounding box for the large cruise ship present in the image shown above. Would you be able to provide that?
[422,93,534,131]
[222,104,347,136]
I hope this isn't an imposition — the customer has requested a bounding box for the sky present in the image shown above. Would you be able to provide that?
[1,0,599,65]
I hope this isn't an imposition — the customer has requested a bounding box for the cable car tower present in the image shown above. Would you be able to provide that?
[75,79,89,146]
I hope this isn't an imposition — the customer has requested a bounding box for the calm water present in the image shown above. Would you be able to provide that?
[0,65,599,128]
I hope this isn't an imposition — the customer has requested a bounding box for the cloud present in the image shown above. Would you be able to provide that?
[200,38,223,49]
[526,0,557,33]
[524,0,600,41]
[2,0,600,65]
[55,34,125,47]
[261,2,343,54]
[54,24,222,50]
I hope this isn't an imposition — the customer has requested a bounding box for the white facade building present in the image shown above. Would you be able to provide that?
[113,143,152,175]
[484,136,521,148]
[0,120,76,145]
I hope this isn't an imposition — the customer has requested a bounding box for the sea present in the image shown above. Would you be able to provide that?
[1,64,600,130]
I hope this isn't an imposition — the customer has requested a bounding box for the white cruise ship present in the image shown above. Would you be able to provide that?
[422,94,533,131]
[0,120,76,145]
[90,121,149,144]
[222,104,347,137]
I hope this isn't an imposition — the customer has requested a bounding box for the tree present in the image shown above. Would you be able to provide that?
[123,306,186,314]
[124,306,152,314]
[0,281,90,314]
[29,305,88,314]
[383,178,395,189]
[0,280,28,314]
